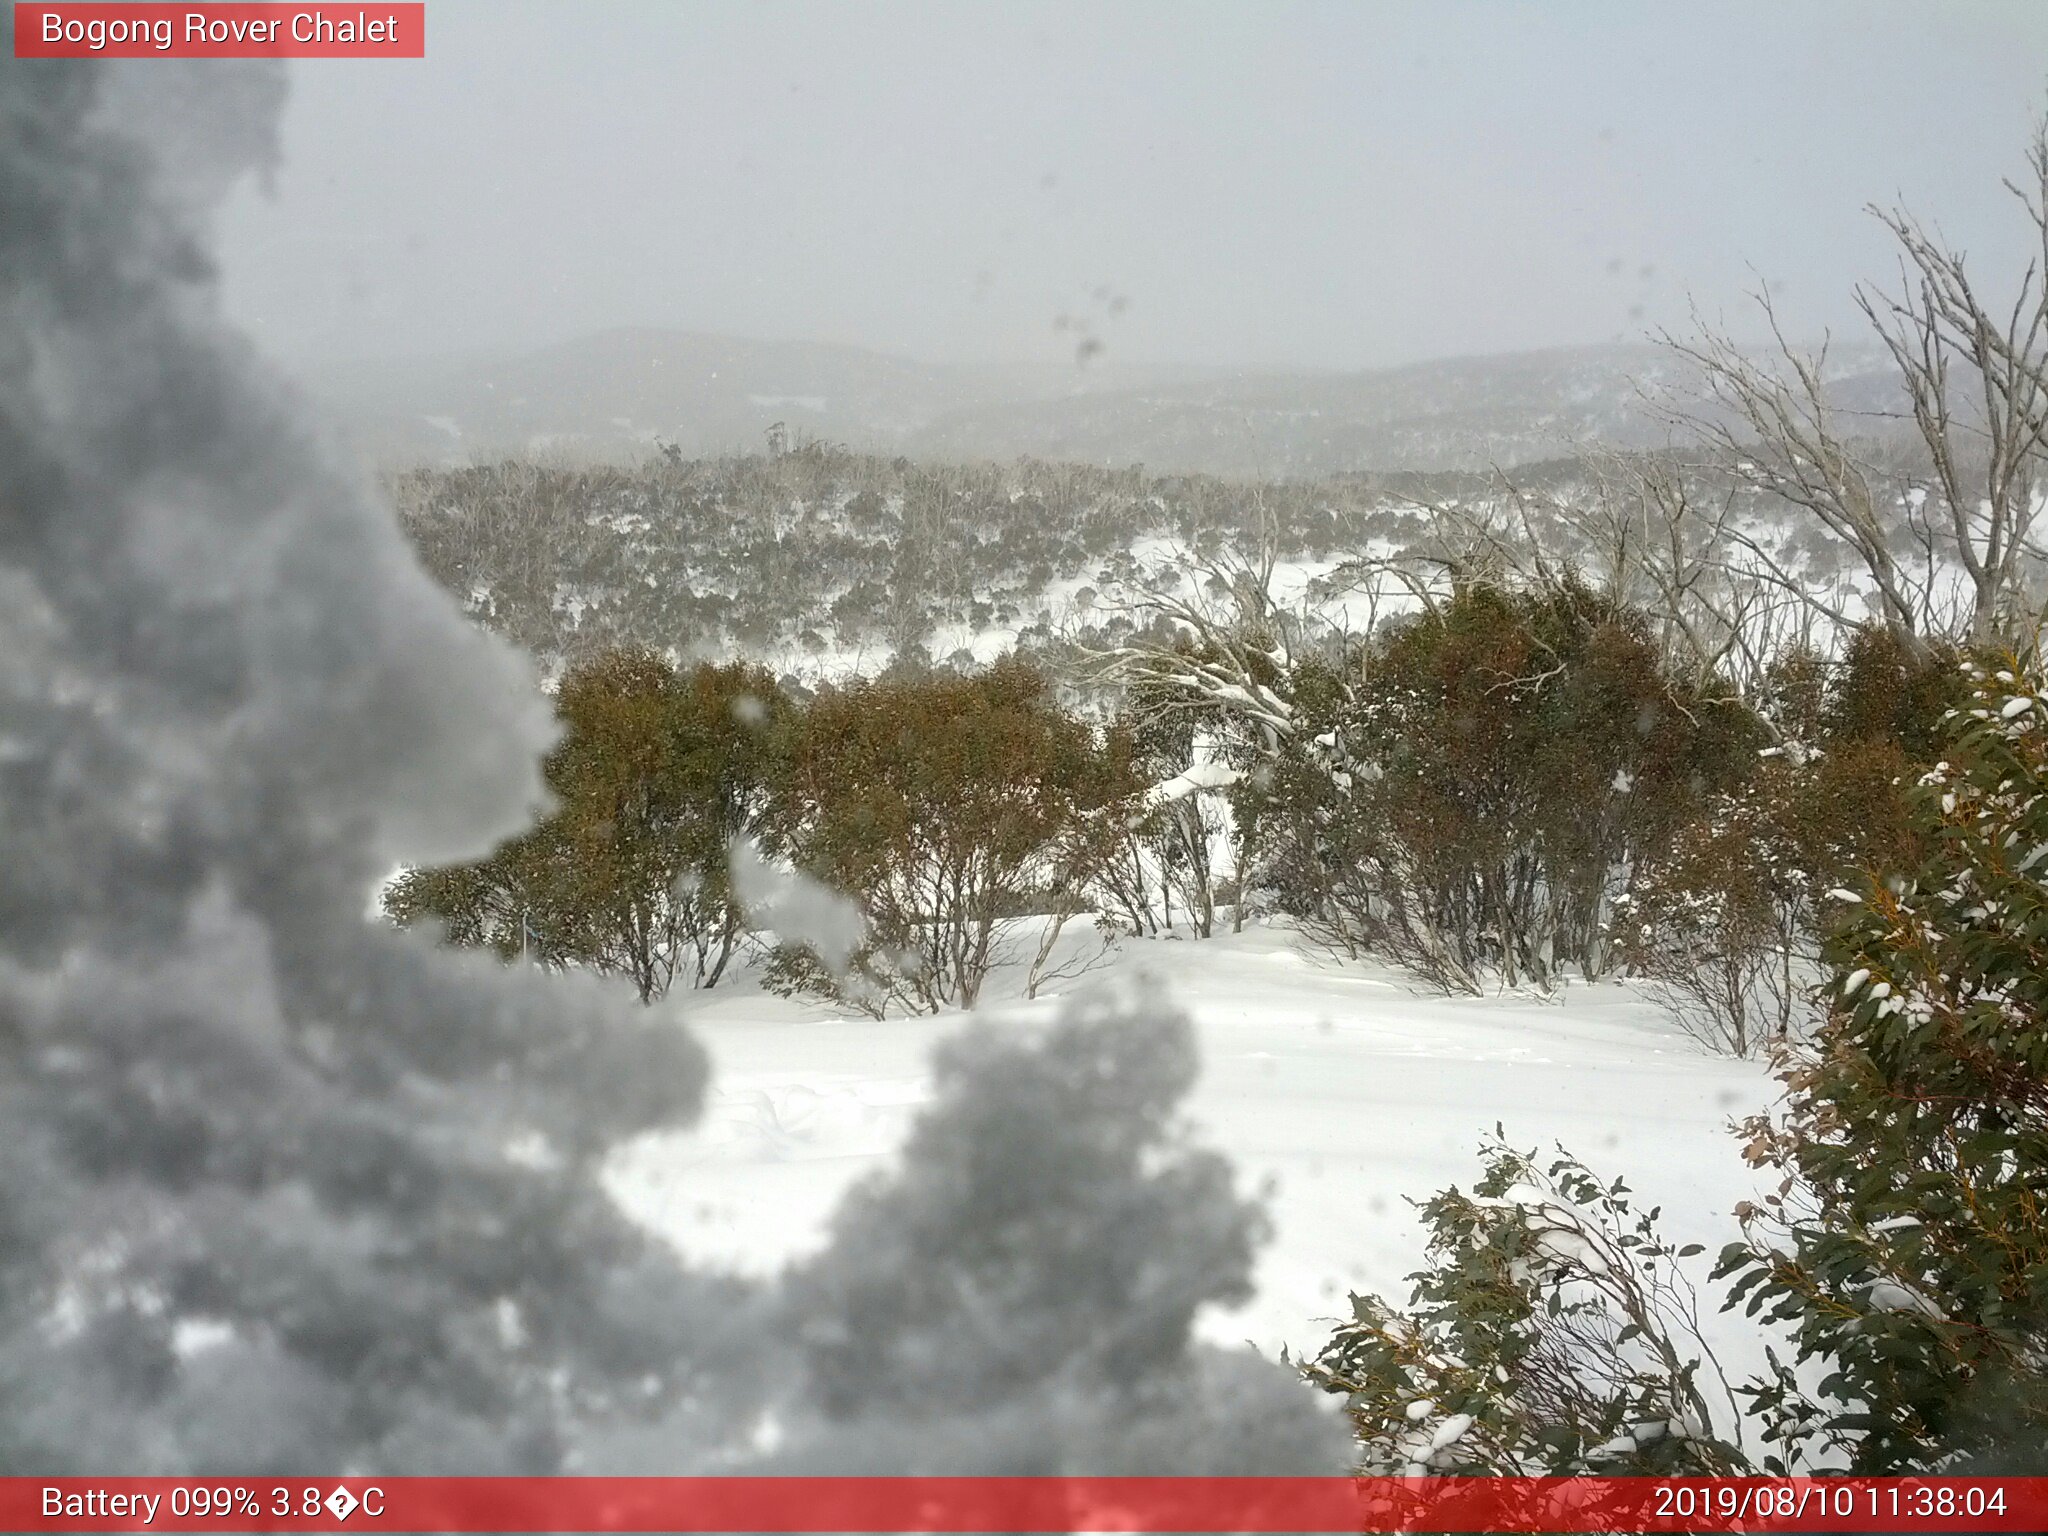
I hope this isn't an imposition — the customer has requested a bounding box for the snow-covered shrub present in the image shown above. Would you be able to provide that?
[1098,669,1239,939]
[1717,655,2048,1471]
[1301,1135,1746,1474]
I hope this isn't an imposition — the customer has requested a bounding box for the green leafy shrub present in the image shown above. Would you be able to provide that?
[1302,1135,1745,1475]
[1614,740,1922,1054]
[1614,636,1941,1056]
[1717,655,2048,1471]
[1312,653,2048,1480]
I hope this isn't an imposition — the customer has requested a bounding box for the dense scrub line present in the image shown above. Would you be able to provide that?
[384,445,1527,670]
[387,585,1957,1058]
[386,653,1146,1013]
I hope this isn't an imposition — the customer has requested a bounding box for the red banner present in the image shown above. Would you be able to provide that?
[6,1476,2048,1532]
[13,4,424,58]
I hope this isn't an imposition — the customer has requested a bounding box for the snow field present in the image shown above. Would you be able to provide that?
[608,921,1777,1380]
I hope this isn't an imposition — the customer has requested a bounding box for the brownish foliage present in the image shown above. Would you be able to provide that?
[1616,740,1922,1053]
[767,659,1142,1014]
[1264,580,1758,991]
[387,649,788,1000]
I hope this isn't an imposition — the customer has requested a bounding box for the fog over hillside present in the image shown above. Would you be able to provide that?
[240,1,2040,481]
[314,331,1908,477]
[310,328,1218,468]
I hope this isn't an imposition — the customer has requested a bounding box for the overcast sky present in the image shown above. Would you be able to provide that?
[215,0,2048,375]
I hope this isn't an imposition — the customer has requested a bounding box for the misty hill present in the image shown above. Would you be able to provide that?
[310,328,979,466]
[908,345,1694,476]
[317,330,1904,478]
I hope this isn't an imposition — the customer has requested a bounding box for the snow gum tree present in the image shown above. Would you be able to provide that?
[1098,667,1236,940]
[1665,120,2048,653]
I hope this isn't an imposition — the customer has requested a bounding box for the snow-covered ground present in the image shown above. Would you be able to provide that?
[609,922,1778,1374]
